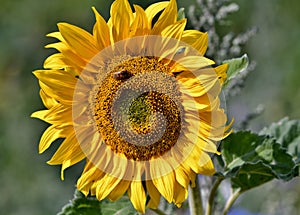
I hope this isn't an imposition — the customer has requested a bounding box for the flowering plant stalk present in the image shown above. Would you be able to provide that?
[32,0,299,215]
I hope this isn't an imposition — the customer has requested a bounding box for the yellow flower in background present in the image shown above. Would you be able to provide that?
[32,0,231,213]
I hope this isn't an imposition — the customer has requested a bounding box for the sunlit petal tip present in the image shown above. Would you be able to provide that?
[46,159,55,165]
[80,189,89,197]
[46,32,64,42]
[91,6,98,14]
[32,70,40,77]
[60,167,65,181]
[30,110,46,120]
[30,111,37,118]
[215,150,221,156]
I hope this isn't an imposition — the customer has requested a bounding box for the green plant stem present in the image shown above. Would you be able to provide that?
[222,188,243,215]
[188,176,203,215]
[205,177,224,215]
[150,208,167,215]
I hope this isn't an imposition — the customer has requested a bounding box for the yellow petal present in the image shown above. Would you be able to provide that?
[39,89,58,109]
[181,161,197,187]
[45,42,87,71]
[197,137,219,154]
[181,30,208,55]
[92,7,111,50]
[145,1,169,25]
[194,94,218,112]
[39,82,72,105]
[77,166,105,196]
[177,67,221,98]
[46,132,78,164]
[161,19,187,40]
[31,104,72,125]
[187,149,215,175]
[47,132,85,180]
[174,167,190,189]
[130,5,150,36]
[47,31,65,42]
[110,0,133,42]
[58,23,99,60]
[152,172,175,203]
[60,149,85,180]
[95,175,121,201]
[33,70,77,104]
[181,93,210,111]
[128,181,146,214]
[44,53,70,69]
[173,182,188,207]
[215,64,228,84]
[107,180,130,201]
[198,158,215,175]
[151,0,177,35]
[173,56,215,72]
[199,110,228,129]
[146,180,161,209]
[38,125,73,153]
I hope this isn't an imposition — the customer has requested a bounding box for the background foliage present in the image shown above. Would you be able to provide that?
[0,0,299,214]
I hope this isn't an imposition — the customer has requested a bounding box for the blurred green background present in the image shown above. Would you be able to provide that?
[0,0,299,214]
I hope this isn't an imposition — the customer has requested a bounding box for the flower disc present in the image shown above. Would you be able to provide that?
[72,35,225,181]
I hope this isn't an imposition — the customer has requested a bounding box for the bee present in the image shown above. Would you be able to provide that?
[112,70,132,81]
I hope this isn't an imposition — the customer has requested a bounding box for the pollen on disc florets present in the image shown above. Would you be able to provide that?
[92,56,184,161]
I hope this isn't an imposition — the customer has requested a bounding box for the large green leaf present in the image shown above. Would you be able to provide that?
[260,117,300,164]
[222,54,249,88]
[219,131,298,191]
[58,190,139,215]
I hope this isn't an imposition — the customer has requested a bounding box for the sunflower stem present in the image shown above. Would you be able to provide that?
[222,188,243,215]
[205,176,224,215]
[150,208,167,215]
[189,176,203,215]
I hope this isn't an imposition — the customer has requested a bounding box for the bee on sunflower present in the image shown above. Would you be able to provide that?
[32,0,231,213]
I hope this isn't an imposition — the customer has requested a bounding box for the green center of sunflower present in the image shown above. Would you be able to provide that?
[93,57,183,161]
[127,93,151,134]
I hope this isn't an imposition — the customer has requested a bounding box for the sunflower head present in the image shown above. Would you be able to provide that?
[32,0,231,213]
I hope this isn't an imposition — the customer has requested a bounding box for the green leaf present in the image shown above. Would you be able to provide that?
[222,54,249,87]
[260,117,300,162]
[219,131,298,191]
[58,190,102,215]
[177,8,185,21]
[100,196,140,215]
[58,190,139,215]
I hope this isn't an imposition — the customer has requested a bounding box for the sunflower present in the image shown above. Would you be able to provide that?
[32,0,231,213]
